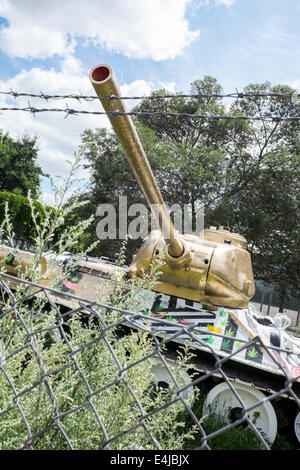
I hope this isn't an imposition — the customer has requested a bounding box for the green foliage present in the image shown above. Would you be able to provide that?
[0,130,44,199]
[63,127,146,261]
[202,411,267,450]
[0,301,196,450]
[211,149,300,309]
[0,154,197,450]
[0,191,56,244]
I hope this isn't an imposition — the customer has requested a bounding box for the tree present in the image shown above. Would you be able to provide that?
[0,191,57,247]
[135,76,226,148]
[135,80,300,309]
[68,78,300,310]
[70,121,227,260]
[0,130,44,199]
[207,82,300,310]
[133,76,233,227]
[211,150,300,311]
[66,78,231,260]
[64,127,147,261]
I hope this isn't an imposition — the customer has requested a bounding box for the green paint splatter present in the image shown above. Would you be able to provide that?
[219,310,227,317]
[155,305,164,312]
[5,253,15,265]
[224,327,235,337]
[206,336,214,344]
[221,339,231,350]
[166,316,175,322]
[248,346,258,358]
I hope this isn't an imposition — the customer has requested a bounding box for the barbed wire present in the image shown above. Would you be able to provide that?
[0,104,300,121]
[0,89,299,102]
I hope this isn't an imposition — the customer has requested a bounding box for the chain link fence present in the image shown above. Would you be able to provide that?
[0,271,300,451]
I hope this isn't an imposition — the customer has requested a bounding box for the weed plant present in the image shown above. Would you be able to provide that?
[0,153,198,450]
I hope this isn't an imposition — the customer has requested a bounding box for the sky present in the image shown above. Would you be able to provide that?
[0,0,299,205]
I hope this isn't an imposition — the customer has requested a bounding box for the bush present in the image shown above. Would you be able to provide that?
[0,191,56,245]
[0,299,196,450]
[0,152,198,450]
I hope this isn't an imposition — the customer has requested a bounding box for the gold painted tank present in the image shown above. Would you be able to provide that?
[89,65,255,309]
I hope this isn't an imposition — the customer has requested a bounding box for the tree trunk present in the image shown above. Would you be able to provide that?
[279,291,285,313]
[191,195,195,233]
[279,299,285,313]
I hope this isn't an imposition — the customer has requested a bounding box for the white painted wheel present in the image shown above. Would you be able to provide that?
[294,411,300,444]
[150,358,194,402]
[203,382,278,444]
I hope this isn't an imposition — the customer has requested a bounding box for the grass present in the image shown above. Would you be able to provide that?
[176,391,298,450]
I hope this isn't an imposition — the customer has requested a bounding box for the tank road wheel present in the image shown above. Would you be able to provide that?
[149,358,194,402]
[203,382,278,445]
[294,411,300,445]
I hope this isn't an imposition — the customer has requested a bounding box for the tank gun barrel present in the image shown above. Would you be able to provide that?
[89,64,183,258]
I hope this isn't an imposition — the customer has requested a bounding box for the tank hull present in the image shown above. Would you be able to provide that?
[2,245,297,385]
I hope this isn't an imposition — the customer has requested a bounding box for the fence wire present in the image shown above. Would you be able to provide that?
[1,89,299,101]
[0,271,299,451]
[0,105,300,122]
[0,89,299,121]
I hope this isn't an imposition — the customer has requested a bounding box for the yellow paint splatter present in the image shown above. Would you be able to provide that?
[207,325,222,334]
[151,312,167,318]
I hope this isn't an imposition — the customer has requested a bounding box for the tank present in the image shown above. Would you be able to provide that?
[0,64,299,446]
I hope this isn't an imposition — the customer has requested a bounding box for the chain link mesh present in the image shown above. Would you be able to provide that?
[0,272,299,451]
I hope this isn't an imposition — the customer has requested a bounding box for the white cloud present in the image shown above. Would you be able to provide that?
[193,0,234,7]
[290,80,300,98]
[0,24,69,60]
[40,191,56,207]
[290,80,300,89]
[0,0,199,61]
[40,190,74,208]
[0,62,155,187]
[215,0,235,6]
[0,0,193,199]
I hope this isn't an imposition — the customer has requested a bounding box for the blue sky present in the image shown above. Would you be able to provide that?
[0,0,299,204]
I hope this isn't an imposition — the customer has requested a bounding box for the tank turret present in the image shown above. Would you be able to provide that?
[90,65,255,309]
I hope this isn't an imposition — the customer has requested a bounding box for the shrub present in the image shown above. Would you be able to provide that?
[0,191,56,246]
[0,152,198,450]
